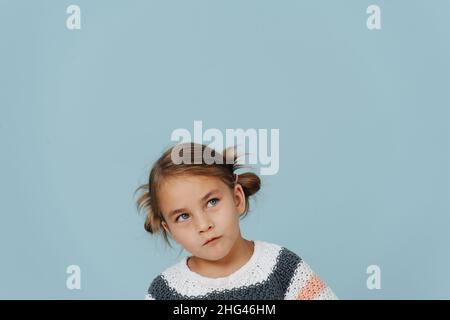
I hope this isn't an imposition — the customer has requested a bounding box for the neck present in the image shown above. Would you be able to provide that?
[188,237,255,278]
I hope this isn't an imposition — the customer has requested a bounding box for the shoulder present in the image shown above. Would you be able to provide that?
[257,240,303,264]
[258,240,304,278]
[144,259,185,300]
[259,240,338,300]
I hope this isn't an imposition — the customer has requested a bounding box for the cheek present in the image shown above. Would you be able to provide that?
[216,201,240,223]
[170,227,194,245]
[164,221,186,238]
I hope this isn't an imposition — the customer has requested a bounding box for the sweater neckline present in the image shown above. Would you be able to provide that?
[180,240,261,284]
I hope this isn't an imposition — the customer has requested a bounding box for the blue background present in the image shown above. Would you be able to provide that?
[0,0,449,299]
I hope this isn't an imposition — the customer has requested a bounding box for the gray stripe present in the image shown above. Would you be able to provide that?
[148,247,302,300]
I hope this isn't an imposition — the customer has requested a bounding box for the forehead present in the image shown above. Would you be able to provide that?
[158,175,229,209]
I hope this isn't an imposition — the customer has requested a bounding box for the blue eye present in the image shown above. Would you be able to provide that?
[207,198,219,208]
[176,213,189,222]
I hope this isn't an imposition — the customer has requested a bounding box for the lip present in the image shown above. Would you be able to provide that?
[203,236,222,246]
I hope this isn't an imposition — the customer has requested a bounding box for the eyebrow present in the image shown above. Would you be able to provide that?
[168,189,221,217]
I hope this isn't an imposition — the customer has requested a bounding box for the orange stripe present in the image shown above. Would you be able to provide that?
[296,274,327,300]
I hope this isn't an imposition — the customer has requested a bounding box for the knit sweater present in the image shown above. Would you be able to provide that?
[145,240,338,300]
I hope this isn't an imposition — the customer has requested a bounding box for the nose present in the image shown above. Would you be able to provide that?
[194,211,214,233]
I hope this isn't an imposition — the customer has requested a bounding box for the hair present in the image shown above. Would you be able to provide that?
[134,142,261,248]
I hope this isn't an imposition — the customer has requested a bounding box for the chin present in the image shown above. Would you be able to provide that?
[207,247,230,260]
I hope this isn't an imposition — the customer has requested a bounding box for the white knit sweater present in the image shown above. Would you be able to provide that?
[145,240,338,300]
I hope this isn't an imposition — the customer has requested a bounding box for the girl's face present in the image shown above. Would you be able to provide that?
[159,174,246,261]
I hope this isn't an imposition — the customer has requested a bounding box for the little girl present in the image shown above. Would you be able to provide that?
[135,142,338,300]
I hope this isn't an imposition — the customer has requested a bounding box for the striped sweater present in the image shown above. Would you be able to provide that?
[145,240,338,300]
